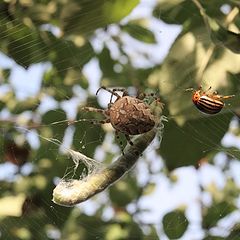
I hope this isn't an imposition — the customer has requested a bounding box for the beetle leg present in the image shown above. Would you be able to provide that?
[219,94,235,100]
[211,94,235,100]
[185,88,194,92]
[203,86,211,95]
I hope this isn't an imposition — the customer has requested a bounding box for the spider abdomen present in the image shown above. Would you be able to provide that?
[109,96,155,135]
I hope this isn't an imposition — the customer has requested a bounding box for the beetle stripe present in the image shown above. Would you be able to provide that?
[197,100,223,110]
[196,96,224,114]
[196,103,222,114]
[200,96,223,106]
[199,98,223,108]
[191,88,233,115]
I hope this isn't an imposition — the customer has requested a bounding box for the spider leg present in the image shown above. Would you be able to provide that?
[124,134,133,146]
[115,131,125,155]
[110,88,128,102]
[82,107,108,117]
[111,88,128,97]
[96,86,122,100]
[90,118,110,125]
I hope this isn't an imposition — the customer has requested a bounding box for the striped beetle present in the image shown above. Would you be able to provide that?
[190,87,234,114]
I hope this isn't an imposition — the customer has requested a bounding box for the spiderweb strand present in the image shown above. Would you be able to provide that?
[67,149,102,175]
[52,127,160,206]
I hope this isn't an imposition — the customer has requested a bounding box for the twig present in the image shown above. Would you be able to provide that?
[52,127,159,206]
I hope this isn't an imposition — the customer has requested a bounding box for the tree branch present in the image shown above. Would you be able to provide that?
[52,126,161,207]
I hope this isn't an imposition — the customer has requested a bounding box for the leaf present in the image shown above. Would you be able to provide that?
[105,222,143,240]
[42,68,75,101]
[209,18,240,54]
[109,176,139,207]
[160,113,233,170]
[72,118,105,158]
[203,236,225,240]
[148,30,240,124]
[153,0,229,29]
[153,0,199,26]
[22,3,54,26]
[9,97,40,114]
[226,223,240,239]
[202,201,236,229]
[121,23,156,44]
[41,109,67,141]
[103,0,140,23]
[60,0,139,36]
[7,25,48,68]
[62,212,106,240]
[143,226,159,240]
[98,47,117,79]
[105,224,129,240]
[162,210,189,239]
[48,34,95,76]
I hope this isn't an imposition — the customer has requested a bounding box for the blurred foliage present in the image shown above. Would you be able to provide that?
[162,209,189,239]
[0,0,240,239]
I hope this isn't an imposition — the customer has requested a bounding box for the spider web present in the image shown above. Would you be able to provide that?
[1,0,240,240]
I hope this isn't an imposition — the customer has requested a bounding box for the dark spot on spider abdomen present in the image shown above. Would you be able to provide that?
[109,96,155,135]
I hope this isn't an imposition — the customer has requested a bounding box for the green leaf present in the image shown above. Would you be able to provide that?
[226,223,240,239]
[153,0,229,30]
[202,201,236,229]
[72,119,105,158]
[60,0,139,36]
[143,226,159,240]
[62,211,106,240]
[103,0,139,23]
[160,113,233,170]
[41,109,67,141]
[48,34,95,76]
[109,176,139,207]
[162,210,189,239]
[1,68,11,83]
[121,23,156,44]
[9,97,40,114]
[203,236,225,240]
[98,47,117,79]
[22,3,54,26]
[209,18,240,54]
[148,30,240,124]
[7,26,48,68]
[153,0,198,26]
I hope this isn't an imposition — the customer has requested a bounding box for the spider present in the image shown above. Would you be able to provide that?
[82,86,163,147]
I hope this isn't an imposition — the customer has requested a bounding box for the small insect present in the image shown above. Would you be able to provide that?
[82,86,163,146]
[190,86,234,114]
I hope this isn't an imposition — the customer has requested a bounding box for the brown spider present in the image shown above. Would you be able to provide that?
[82,86,163,147]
